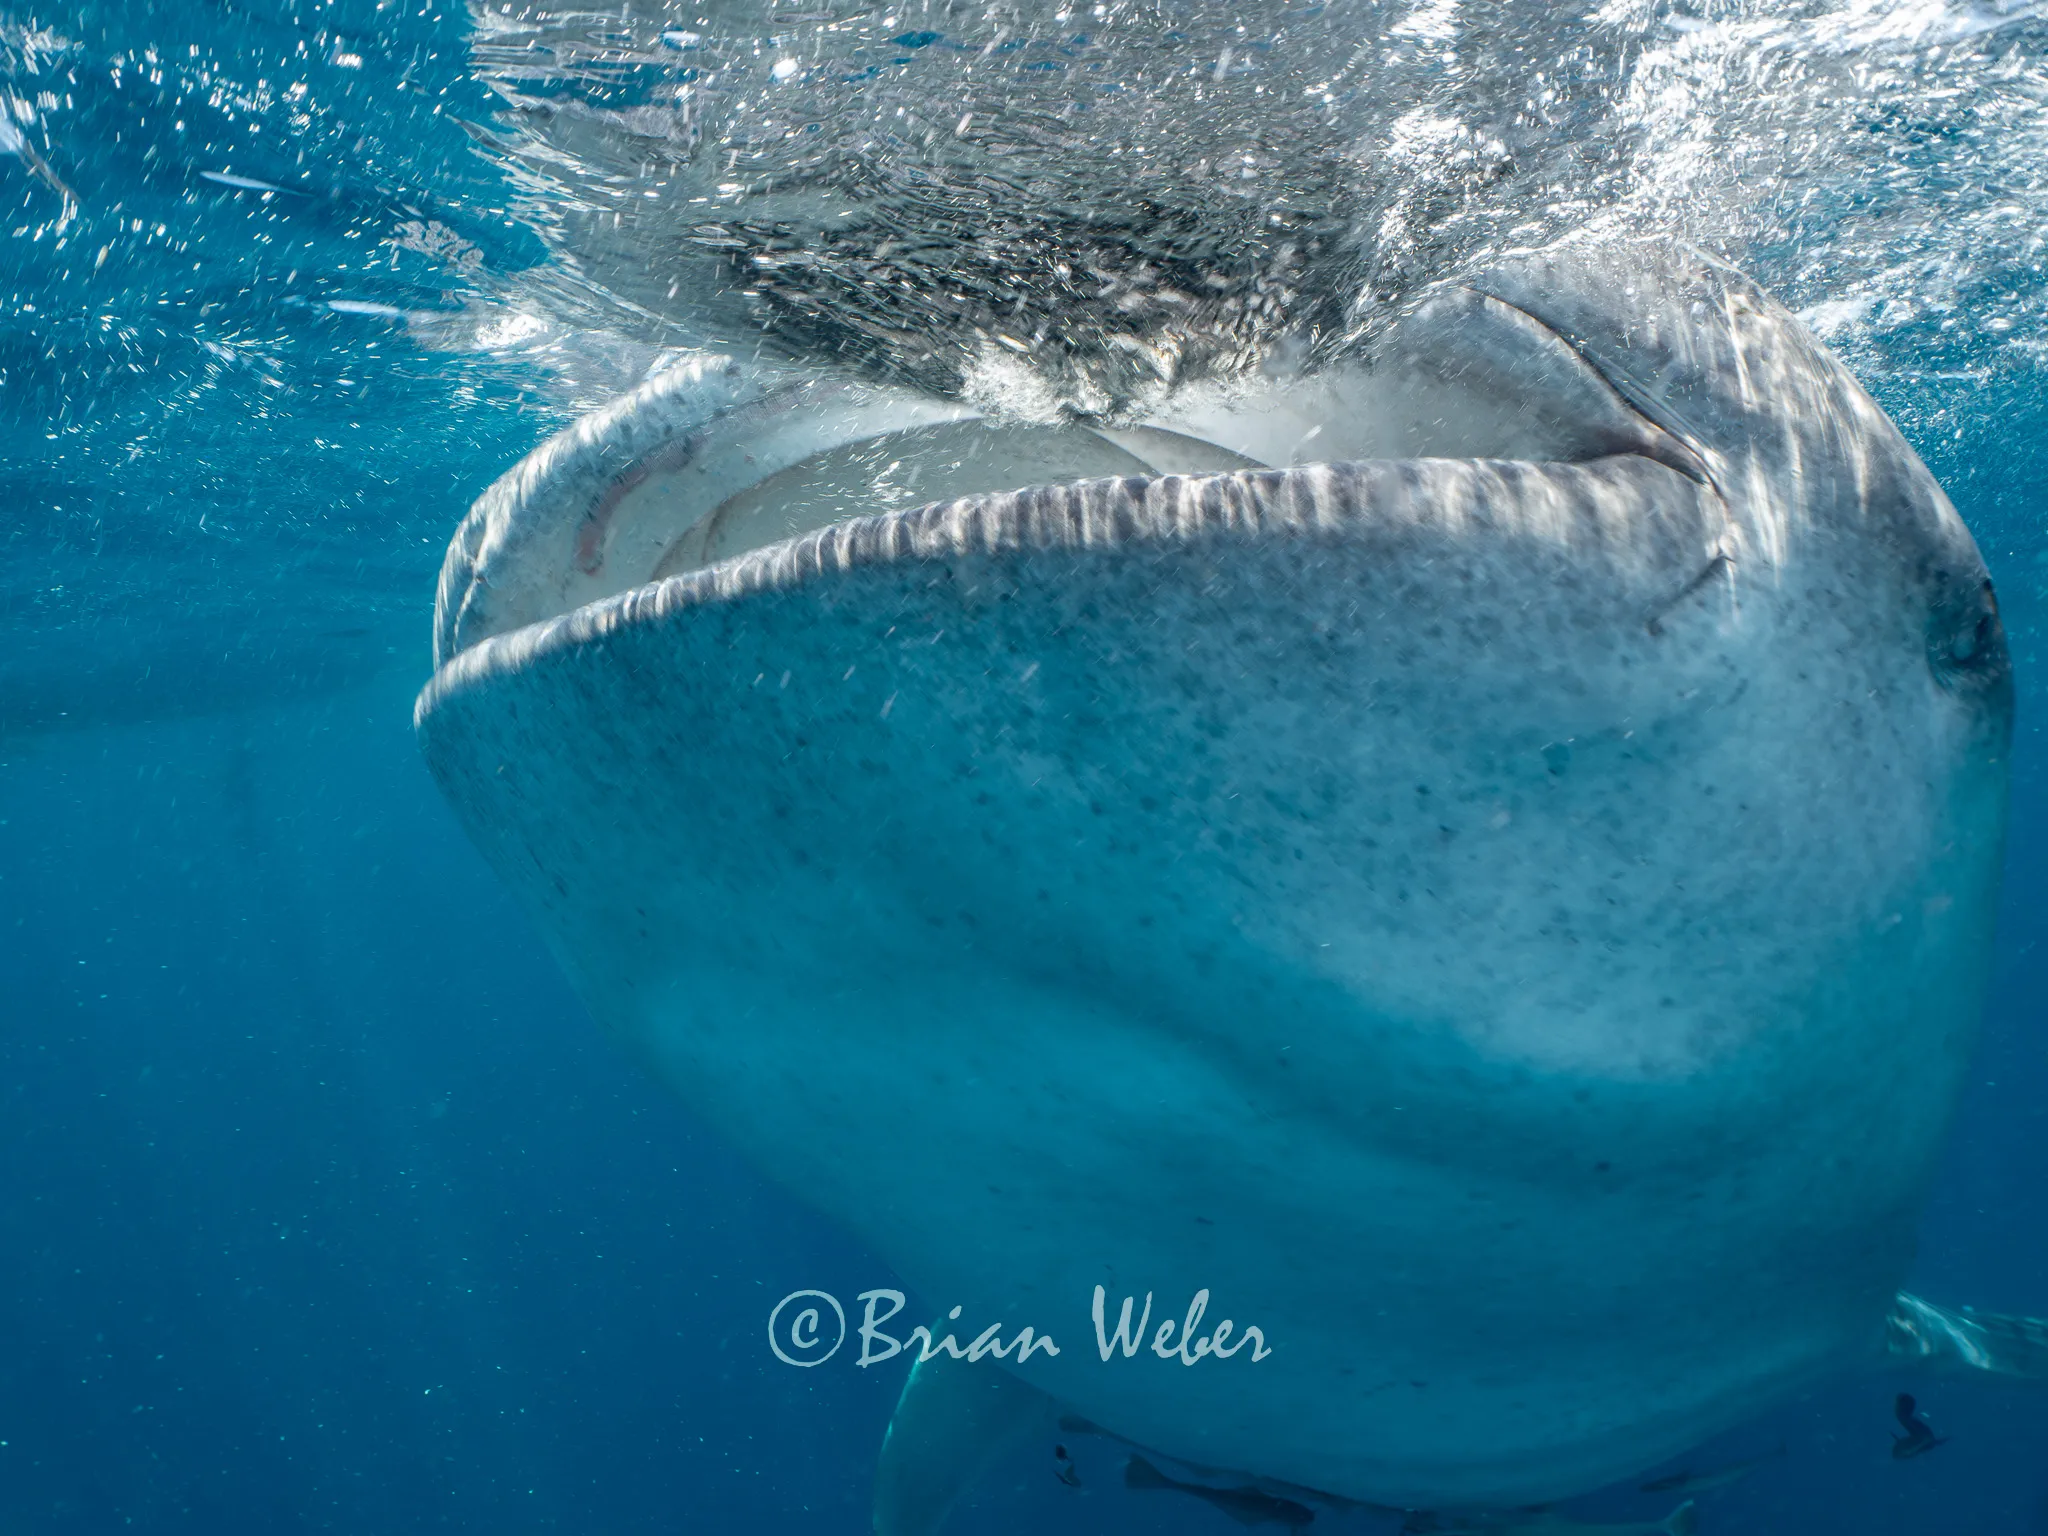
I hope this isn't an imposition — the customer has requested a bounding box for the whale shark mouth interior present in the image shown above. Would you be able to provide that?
[433,281,1712,665]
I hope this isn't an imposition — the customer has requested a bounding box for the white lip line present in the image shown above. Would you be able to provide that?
[417,448,1707,727]
[429,457,1338,700]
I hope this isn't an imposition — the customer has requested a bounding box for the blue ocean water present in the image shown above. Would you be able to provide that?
[2,2,2046,1533]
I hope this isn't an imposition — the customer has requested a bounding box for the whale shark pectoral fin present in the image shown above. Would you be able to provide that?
[1887,1291,2048,1380]
[872,1343,1059,1536]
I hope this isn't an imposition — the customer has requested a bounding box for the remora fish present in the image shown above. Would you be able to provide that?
[1051,1442,1081,1488]
[1405,1500,1697,1536]
[1125,1453,1316,1527]
[1638,1443,1783,1496]
[415,235,2030,1528]
[1890,1392,1948,1459]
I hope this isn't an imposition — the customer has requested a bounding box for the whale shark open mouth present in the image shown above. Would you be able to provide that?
[428,269,1717,673]
[414,237,2012,1513]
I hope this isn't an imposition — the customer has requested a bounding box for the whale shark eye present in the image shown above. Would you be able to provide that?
[1930,578,2008,691]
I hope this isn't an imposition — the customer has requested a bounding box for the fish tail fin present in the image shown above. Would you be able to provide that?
[1124,1455,1172,1490]
[1662,1500,1698,1536]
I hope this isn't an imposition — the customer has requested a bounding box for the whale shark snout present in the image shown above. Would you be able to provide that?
[416,235,2010,1510]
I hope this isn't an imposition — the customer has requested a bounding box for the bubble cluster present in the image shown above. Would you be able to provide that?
[468,0,2048,413]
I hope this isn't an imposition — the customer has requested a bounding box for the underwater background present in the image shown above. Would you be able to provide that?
[2,0,2046,1531]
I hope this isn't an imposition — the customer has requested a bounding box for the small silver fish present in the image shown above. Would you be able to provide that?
[199,168,289,193]
[0,109,77,207]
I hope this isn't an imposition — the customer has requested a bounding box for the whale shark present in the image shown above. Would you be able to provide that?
[415,234,2024,1525]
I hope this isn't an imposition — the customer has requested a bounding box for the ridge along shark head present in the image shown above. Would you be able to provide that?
[415,234,2011,1512]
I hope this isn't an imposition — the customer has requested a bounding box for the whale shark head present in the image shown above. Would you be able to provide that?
[417,235,2009,1508]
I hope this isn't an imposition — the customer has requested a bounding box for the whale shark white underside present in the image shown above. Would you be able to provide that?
[414,234,2033,1528]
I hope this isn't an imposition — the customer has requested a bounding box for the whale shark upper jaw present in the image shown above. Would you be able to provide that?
[428,245,1748,671]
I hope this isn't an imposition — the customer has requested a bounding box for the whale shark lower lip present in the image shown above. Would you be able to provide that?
[416,234,2011,1512]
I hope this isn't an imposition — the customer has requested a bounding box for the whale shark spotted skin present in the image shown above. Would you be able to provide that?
[415,236,2012,1515]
